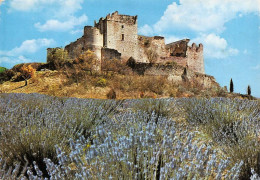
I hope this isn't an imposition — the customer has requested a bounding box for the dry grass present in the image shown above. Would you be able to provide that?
[0,70,232,99]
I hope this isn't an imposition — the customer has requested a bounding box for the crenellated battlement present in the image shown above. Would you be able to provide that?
[188,43,203,52]
[106,11,137,24]
[94,11,137,29]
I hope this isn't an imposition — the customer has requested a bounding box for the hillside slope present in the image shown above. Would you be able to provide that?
[0,69,252,99]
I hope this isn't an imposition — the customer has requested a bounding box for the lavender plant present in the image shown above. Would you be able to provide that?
[1,109,242,179]
[1,94,256,179]
[183,98,260,179]
[0,93,122,177]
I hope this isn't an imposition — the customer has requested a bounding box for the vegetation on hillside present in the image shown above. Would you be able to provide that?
[0,94,259,179]
[0,48,255,99]
[0,67,7,73]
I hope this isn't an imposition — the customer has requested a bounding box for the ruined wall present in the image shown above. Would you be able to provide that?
[65,37,85,58]
[166,39,190,57]
[101,48,121,60]
[164,39,204,74]
[163,57,187,67]
[131,62,218,89]
[144,64,185,76]
[149,36,167,59]
[164,39,189,69]
[192,74,219,89]
[186,43,204,74]
[137,36,167,63]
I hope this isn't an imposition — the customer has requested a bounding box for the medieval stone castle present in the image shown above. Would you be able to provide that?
[62,11,205,74]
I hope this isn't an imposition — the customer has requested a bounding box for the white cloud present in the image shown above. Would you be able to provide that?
[192,33,239,59]
[154,0,260,33]
[0,38,55,66]
[10,0,40,11]
[139,24,154,36]
[4,39,55,55]
[9,0,86,32]
[35,15,87,32]
[56,0,84,18]
[70,29,83,35]
[0,56,32,67]
[9,0,83,16]
[165,36,187,44]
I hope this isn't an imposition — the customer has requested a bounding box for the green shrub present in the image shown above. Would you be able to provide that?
[0,67,7,73]
[47,48,70,70]
[0,69,15,82]
[96,78,107,87]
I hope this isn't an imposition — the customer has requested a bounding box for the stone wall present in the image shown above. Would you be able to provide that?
[166,39,189,57]
[101,48,121,60]
[162,57,188,67]
[164,39,204,74]
[149,36,167,59]
[129,61,218,89]
[192,73,219,89]
[144,64,185,76]
[65,26,103,60]
[137,36,167,63]
[65,37,85,58]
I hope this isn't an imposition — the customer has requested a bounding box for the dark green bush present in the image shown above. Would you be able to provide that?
[0,67,7,73]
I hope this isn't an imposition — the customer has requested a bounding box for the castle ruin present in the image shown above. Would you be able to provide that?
[59,11,204,74]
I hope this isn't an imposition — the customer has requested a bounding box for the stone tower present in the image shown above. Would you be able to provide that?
[65,11,138,62]
[94,11,138,60]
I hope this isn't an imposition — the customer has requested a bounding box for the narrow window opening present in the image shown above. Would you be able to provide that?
[122,34,124,41]
[122,25,124,29]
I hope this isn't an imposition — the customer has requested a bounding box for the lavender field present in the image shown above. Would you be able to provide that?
[0,93,260,179]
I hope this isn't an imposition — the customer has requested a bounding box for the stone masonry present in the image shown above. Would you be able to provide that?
[61,11,205,74]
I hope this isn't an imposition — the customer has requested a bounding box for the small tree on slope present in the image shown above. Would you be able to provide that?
[20,65,35,86]
[230,78,234,93]
[247,85,251,96]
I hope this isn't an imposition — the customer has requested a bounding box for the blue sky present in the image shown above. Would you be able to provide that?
[0,0,259,97]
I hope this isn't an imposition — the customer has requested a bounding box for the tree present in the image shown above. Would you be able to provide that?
[75,50,98,75]
[47,48,70,70]
[106,89,116,99]
[145,48,158,64]
[20,65,36,86]
[102,58,125,75]
[0,67,7,74]
[247,85,251,96]
[230,78,234,93]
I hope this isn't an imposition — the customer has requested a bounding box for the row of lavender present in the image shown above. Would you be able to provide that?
[0,93,259,179]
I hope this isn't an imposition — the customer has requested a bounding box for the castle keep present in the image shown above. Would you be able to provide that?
[63,11,205,74]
